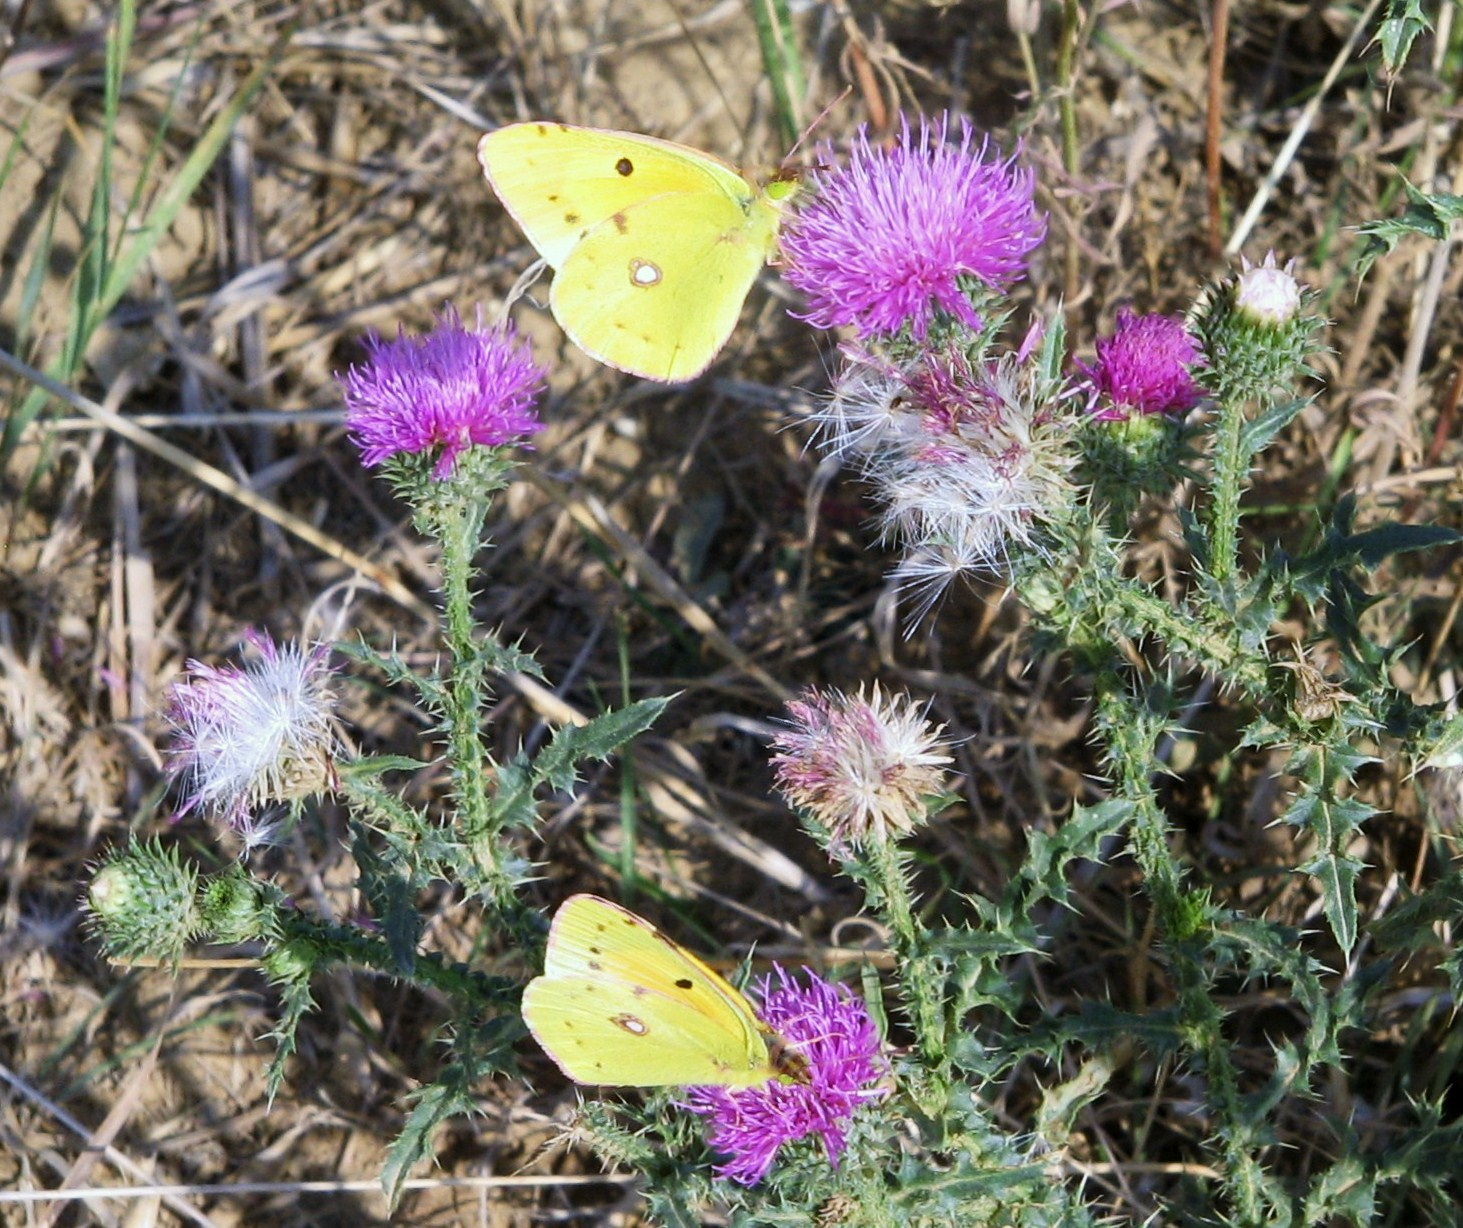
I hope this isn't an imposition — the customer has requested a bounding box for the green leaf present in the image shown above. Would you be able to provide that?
[1344,521,1463,569]
[1370,873,1463,950]
[475,634,544,680]
[1013,798,1134,913]
[1302,1154,1375,1225]
[1054,1002,1186,1058]
[338,754,428,778]
[1219,916,1337,1064]
[486,758,538,834]
[1238,396,1310,463]
[1299,851,1363,956]
[1374,0,1431,74]
[1035,307,1069,395]
[1356,177,1463,281]
[352,826,423,974]
[532,696,670,793]
[261,948,317,1105]
[381,1074,477,1207]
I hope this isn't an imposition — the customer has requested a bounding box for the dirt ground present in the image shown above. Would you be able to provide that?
[3,0,1461,1224]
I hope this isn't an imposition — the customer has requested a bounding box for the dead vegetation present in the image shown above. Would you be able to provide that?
[2,0,1461,1224]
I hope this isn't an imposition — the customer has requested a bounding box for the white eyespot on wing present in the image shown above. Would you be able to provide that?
[629,258,662,287]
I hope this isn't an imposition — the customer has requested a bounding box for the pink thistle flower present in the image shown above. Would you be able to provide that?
[1077,308,1205,421]
[338,305,545,478]
[684,967,887,1185]
[771,684,952,850]
[779,113,1045,341]
[166,630,341,851]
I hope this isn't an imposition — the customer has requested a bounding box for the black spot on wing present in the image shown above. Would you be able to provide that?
[615,156,634,177]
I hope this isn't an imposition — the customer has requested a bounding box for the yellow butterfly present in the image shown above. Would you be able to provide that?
[477,121,798,383]
[522,893,798,1087]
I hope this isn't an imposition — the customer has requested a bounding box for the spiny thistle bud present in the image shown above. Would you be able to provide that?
[1189,252,1322,402]
[199,867,276,945]
[1235,254,1303,326]
[262,937,317,987]
[85,841,201,964]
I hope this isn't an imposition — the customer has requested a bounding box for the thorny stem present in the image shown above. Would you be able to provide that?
[277,908,508,1009]
[430,489,506,902]
[1207,389,1248,592]
[1096,680,1270,1223]
[866,836,946,1072]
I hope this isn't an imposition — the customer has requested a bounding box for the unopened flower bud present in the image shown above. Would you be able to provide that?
[1235,255,1303,327]
[200,868,275,944]
[1189,252,1322,400]
[86,842,201,963]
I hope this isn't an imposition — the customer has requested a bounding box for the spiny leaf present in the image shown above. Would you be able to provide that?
[1237,397,1310,463]
[1299,851,1364,956]
[352,825,424,975]
[1374,0,1431,74]
[381,1074,477,1207]
[1356,176,1463,281]
[532,696,670,792]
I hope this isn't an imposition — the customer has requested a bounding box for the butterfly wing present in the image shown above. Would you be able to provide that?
[478,121,789,381]
[477,122,757,270]
[550,188,781,381]
[522,894,775,1087]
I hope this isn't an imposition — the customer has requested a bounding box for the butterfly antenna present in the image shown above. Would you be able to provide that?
[783,86,852,166]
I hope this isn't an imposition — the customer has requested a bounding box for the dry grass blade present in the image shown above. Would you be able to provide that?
[1224,0,1383,255]
[0,1056,222,1228]
[3,0,1462,1221]
[0,347,434,622]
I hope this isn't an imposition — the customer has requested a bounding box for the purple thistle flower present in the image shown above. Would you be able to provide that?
[1077,308,1205,421]
[779,113,1046,341]
[338,305,545,478]
[166,630,341,852]
[684,967,887,1185]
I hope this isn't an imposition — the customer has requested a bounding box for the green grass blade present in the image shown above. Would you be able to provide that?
[750,0,805,149]
[1,20,294,458]
[96,25,293,325]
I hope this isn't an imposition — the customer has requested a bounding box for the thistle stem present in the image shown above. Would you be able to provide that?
[428,484,506,903]
[1207,391,1248,590]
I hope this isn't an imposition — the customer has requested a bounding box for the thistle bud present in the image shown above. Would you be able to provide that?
[1189,252,1322,401]
[199,868,276,944]
[86,842,201,964]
